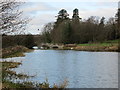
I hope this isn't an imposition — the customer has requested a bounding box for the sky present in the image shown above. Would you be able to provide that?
[20,0,120,34]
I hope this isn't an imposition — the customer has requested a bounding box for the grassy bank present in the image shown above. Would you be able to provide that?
[63,39,119,51]
[1,61,29,88]
[78,39,118,47]
[1,45,32,58]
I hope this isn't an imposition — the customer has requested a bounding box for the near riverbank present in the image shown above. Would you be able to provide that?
[1,46,68,89]
[1,45,32,58]
[1,61,68,89]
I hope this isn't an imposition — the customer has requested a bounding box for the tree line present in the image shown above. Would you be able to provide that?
[1,1,120,49]
[1,0,35,49]
[2,35,35,49]
[41,8,120,44]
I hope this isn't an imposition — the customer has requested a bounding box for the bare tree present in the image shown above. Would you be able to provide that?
[42,22,54,43]
[0,0,29,34]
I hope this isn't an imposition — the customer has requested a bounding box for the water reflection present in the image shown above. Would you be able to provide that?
[3,50,118,88]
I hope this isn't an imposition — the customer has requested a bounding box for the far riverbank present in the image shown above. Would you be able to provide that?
[39,39,119,52]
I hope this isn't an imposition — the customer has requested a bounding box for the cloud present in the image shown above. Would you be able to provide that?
[29,14,55,25]
[80,7,117,19]
[25,13,56,34]
[25,24,43,34]
[26,7,117,34]
[22,1,118,34]
[26,0,120,2]
[21,2,56,14]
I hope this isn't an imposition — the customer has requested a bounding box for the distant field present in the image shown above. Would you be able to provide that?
[78,39,119,47]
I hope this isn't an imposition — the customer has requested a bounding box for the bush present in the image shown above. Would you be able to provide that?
[2,35,35,49]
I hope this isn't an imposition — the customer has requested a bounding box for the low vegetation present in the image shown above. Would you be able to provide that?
[1,61,68,89]
[76,39,119,51]
[1,45,32,58]
[57,39,118,51]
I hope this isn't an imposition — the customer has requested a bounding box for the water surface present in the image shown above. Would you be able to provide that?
[4,50,118,88]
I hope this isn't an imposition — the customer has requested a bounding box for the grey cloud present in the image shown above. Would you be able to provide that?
[21,2,56,14]
[27,0,120,2]
[80,7,117,19]
[29,14,55,25]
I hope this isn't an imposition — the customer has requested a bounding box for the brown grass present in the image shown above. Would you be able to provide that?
[74,45,118,51]
[1,45,32,58]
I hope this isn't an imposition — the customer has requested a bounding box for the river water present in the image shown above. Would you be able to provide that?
[3,50,118,88]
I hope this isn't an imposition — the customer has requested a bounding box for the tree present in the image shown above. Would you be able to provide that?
[42,22,54,43]
[55,9,69,26]
[96,17,106,41]
[0,0,29,34]
[59,21,71,44]
[115,6,120,38]
[99,17,105,26]
[70,9,81,43]
[116,8,120,27]
[50,9,70,43]
[72,8,81,20]
[105,17,116,40]
[41,9,118,44]
[57,9,69,20]
[24,34,35,49]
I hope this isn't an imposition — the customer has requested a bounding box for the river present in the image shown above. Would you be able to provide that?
[3,50,118,88]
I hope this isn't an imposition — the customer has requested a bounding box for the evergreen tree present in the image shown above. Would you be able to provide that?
[115,6,120,38]
[72,8,81,20]
[57,9,69,20]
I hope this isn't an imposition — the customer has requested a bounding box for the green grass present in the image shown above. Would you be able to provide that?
[105,39,119,43]
[79,43,114,47]
[78,39,119,47]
